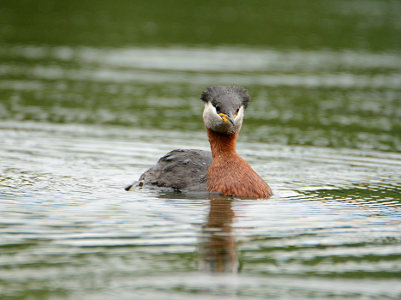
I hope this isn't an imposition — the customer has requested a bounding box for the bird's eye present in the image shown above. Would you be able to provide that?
[215,105,220,112]
[236,107,240,114]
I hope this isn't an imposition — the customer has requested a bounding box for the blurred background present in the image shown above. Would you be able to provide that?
[1,0,400,150]
[1,1,401,299]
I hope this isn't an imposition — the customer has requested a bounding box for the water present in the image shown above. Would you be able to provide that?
[1,0,401,299]
[1,121,401,299]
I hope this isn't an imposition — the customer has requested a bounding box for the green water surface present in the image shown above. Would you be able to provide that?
[1,1,401,299]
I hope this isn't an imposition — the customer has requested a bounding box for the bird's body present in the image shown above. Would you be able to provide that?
[127,86,272,199]
[133,149,212,192]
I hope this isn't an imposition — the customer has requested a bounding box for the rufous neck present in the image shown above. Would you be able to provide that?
[206,128,238,159]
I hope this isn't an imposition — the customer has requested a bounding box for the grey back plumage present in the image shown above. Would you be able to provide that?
[132,149,212,192]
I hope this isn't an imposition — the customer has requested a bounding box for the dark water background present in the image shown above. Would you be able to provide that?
[1,1,401,299]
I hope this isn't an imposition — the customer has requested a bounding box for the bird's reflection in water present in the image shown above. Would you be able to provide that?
[198,195,239,273]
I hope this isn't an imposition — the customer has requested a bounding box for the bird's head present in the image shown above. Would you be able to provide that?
[201,86,250,135]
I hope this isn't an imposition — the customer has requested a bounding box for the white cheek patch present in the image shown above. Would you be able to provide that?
[234,106,244,122]
[203,102,223,129]
[234,106,244,132]
[203,102,244,134]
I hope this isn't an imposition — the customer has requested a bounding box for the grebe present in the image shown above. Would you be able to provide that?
[126,86,272,199]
